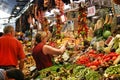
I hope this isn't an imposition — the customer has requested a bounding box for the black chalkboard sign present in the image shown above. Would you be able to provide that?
[117,16,120,25]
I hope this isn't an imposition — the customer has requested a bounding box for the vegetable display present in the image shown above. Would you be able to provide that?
[76,49,119,69]
[35,64,101,80]
[104,64,120,78]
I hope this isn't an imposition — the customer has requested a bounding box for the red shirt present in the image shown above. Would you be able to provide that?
[32,42,53,70]
[0,34,25,67]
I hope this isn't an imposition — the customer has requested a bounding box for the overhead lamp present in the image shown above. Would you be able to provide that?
[16,6,20,10]
[13,11,17,14]
[11,14,15,17]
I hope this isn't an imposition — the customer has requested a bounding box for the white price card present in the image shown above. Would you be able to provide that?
[87,6,96,17]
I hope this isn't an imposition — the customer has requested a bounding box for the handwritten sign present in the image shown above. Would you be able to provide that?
[87,6,96,17]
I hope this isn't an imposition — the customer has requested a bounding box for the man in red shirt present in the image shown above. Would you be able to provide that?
[0,25,25,71]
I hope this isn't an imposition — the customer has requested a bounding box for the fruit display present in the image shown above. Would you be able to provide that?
[15,0,120,79]
[94,13,113,40]
[29,30,120,79]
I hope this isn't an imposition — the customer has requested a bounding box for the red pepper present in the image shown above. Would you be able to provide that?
[112,56,117,60]
[76,55,90,65]
[86,60,100,67]
[103,57,111,62]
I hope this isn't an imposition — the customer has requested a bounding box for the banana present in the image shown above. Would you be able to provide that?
[104,14,109,24]
[108,15,113,24]
[95,18,104,30]
[112,38,120,50]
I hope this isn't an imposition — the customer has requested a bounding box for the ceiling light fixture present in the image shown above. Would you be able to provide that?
[11,14,15,17]
[13,11,17,14]
[16,6,20,10]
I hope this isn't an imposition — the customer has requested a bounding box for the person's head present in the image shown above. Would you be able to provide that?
[35,31,51,45]
[0,68,24,80]
[6,68,24,80]
[3,25,15,36]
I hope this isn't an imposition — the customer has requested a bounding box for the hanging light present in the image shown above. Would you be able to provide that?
[16,6,20,10]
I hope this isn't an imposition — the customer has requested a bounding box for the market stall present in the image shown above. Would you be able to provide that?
[14,0,120,80]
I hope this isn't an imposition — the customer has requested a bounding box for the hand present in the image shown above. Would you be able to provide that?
[60,45,66,53]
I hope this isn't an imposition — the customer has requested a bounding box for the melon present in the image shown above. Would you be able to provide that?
[103,30,111,39]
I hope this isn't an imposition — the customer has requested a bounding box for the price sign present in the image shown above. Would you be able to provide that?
[117,16,120,25]
[80,0,85,2]
[87,6,96,17]
[61,14,67,22]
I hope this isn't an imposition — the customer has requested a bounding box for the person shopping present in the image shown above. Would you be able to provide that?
[0,25,25,71]
[32,32,67,70]
[0,68,24,80]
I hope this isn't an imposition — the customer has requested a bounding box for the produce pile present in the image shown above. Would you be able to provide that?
[35,64,101,80]
[29,9,120,79]
[35,33,120,80]
[76,49,119,69]
[94,14,113,40]
[35,63,120,80]
[104,64,120,78]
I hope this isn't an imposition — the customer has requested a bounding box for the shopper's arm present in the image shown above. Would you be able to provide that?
[19,59,24,71]
[17,41,26,71]
[43,42,67,55]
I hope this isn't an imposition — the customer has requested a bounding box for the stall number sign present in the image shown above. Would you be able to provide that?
[87,6,96,17]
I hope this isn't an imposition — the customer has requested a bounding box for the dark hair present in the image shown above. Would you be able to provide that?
[6,68,24,80]
[0,32,3,37]
[35,33,42,44]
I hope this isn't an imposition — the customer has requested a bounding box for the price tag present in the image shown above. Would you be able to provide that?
[87,6,96,17]
[80,0,85,2]
[61,15,67,22]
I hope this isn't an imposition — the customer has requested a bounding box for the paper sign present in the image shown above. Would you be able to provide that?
[87,6,96,17]
[61,15,67,22]
[80,0,85,3]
